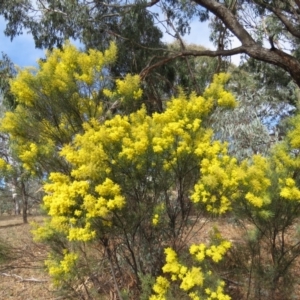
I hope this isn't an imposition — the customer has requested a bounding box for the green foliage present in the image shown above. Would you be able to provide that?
[139,273,156,300]
[2,0,300,92]
[0,53,16,108]
[210,66,283,160]
[167,42,219,95]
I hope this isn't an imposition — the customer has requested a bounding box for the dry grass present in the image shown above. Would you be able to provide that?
[0,215,58,300]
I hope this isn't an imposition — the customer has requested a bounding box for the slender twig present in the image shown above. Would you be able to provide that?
[105,244,123,300]
[0,272,47,282]
[140,46,246,79]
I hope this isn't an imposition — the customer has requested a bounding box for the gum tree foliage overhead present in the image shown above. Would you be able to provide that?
[1,0,300,91]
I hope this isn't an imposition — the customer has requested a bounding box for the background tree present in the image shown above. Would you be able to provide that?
[145,0,300,89]
[0,54,28,219]
[209,64,298,160]
[2,1,300,99]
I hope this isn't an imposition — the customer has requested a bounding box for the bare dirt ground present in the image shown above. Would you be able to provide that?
[0,215,57,300]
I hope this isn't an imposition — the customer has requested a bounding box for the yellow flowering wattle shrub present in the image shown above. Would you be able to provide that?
[30,73,244,290]
[36,73,237,238]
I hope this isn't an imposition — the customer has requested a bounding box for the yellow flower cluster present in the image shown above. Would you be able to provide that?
[238,155,271,208]
[0,158,13,173]
[205,283,231,300]
[150,243,231,300]
[280,177,300,201]
[287,114,300,149]
[205,241,231,263]
[192,151,274,213]
[192,148,240,214]
[45,251,78,286]
[84,178,125,218]
[151,247,204,298]
[19,143,38,171]
[150,276,170,300]
[271,115,300,201]
[152,203,166,226]
[152,214,159,226]
[42,173,125,241]
[190,240,231,263]
[203,73,237,109]
[103,74,143,103]
[12,41,116,104]
[116,74,143,100]
[10,68,36,106]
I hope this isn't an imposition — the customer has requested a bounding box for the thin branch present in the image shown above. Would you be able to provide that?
[192,0,255,46]
[0,272,48,283]
[37,0,68,16]
[92,0,160,9]
[252,0,300,39]
[105,245,123,300]
[191,0,300,87]
[162,2,201,94]
[140,46,246,79]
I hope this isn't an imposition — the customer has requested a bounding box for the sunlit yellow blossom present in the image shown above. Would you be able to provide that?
[180,267,203,291]
[45,251,78,285]
[152,214,159,226]
[151,276,170,298]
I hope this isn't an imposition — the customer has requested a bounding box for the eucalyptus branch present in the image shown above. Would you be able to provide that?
[140,46,246,79]
[37,0,68,16]
[92,0,160,9]
[191,0,300,87]
[162,3,201,94]
[192,0,255,45]
[252,0,300,39]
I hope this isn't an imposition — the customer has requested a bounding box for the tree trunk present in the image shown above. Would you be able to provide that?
[21,180,28,224]
[12,191,20,215]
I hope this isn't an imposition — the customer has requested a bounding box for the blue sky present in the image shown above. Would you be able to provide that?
[0,15,240,68]
[0,17,45,67]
